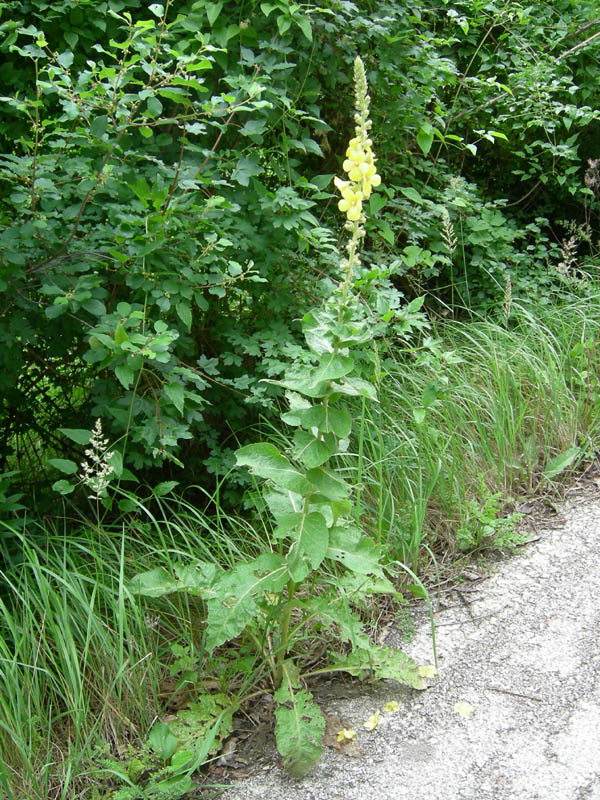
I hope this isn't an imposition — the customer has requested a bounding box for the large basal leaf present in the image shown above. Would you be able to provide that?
[236,443,313,494]
[335,645,425,689]
[205,554,287,653]
[274,685,325,778]
[327,525,384,576]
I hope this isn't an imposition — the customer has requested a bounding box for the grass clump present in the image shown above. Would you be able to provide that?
[347,295,600,570]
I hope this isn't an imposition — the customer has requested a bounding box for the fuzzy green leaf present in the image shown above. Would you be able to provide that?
[302,405,352,438]
[292,430,334,468]
[311,353,354,384]
[263,487,304,519]
[542,446,580,480]
[60,428,91,445]
[306,467,350,501]
[273,512,302,539]
[327,525,384,575]
[274,685,325,779]
[334,645,424,689]
[129,562,219,598]
[205,554,287,652]
[302,308,336,355]
[236,443,313,494]
[302,595,371,650]
[287,511,329,573]
[330,376,378,400]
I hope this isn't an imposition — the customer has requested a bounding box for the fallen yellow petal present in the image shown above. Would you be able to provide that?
[454,701,475,717]
[384,701,400,713]
[418,665,438,678]
[337,728,357,742]
[363,710,380,730]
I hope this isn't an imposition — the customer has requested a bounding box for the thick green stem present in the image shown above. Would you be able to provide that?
[338,220,361,318]
[274,577,297,687]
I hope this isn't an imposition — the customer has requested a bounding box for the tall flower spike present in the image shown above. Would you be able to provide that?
[335,57,381,224]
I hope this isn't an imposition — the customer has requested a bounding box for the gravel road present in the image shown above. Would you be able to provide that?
[219,494,600,800]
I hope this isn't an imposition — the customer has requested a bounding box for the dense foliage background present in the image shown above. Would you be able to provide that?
[2,0,599,499]
[2,1,600,797]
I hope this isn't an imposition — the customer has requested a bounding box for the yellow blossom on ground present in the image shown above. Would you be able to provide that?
[384,700,400,713]
[454,701,475,717]
[363,710,380,730]
[337,728,357,742]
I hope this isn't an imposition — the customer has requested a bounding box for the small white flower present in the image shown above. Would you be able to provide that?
[79,418,114,500]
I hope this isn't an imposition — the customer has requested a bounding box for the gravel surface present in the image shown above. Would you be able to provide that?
[219,495,600,800]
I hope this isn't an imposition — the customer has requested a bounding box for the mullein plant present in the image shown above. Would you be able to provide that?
[132,58,427,780]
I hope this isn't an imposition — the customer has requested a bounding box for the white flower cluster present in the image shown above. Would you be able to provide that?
[79,418,114,500]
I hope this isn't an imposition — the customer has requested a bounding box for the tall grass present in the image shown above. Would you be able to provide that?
[343,296,600,567]
[2,294,600,798]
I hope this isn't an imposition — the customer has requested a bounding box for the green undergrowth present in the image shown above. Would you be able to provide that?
[350,295,600,570]
[2,292,600,799]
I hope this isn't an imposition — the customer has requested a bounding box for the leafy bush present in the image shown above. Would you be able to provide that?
[2,0,600,491]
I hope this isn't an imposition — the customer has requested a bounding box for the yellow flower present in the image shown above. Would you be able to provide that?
[363,710,380,730]
[384,700,400,713]
[335,177,364,221]
[340,137,381,201]
[337,728,357,742]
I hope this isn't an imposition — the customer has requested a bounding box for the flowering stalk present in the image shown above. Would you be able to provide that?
[335,56,381,310]
[79,418,114,500]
